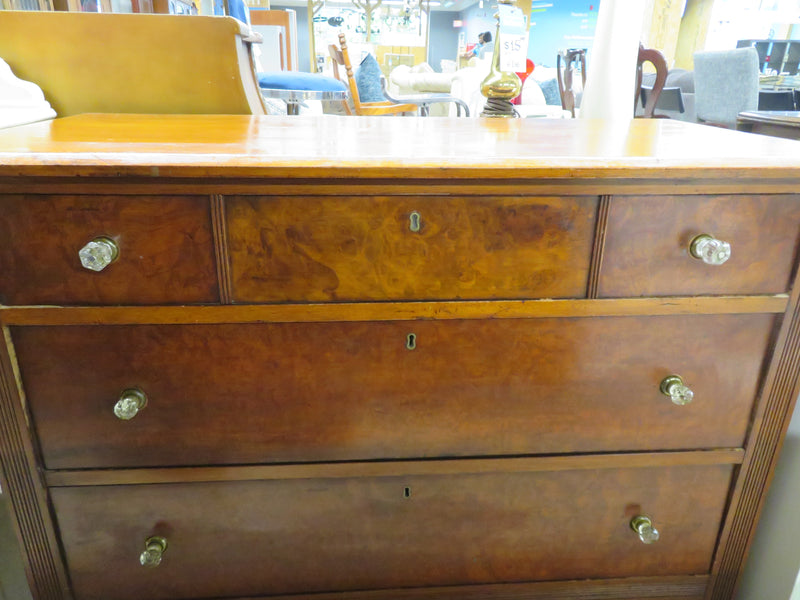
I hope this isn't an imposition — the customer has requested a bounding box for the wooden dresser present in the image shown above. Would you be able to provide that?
[2,114,800,600]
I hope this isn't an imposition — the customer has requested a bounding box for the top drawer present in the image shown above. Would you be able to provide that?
[599,195,800,297]
[0,195,218,305]
[226,195,598,302]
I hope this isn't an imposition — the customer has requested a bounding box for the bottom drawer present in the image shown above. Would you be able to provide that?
[51,462,733,600]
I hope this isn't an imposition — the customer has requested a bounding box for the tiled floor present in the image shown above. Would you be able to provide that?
[0,492,33,600]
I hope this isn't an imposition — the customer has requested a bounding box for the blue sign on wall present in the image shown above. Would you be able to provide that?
[528,1,599,67]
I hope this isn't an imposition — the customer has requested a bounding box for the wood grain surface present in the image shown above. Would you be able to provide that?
[1,114,800,181]
[14,314,775,470]
[44,450,745,488]
[50,464,733,600]
[227,195,597,302]
[599,195,800,297]
[235,575,709,600]
[0,296,788,327]
[0,194,217,305]
[0,328,71,600]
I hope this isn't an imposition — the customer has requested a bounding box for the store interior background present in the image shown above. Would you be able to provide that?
[3,1,800,600]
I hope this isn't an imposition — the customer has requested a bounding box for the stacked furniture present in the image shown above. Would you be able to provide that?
[2,114,800,600]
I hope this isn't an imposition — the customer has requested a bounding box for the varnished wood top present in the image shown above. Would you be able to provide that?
[737,111,800,128]
[1,113,800,180]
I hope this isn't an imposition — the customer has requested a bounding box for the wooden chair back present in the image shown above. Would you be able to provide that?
[635,44,669,118]
[556,48,586,118]
[328,42,354,115]
[328,33,416,116]
[0,11,266,117]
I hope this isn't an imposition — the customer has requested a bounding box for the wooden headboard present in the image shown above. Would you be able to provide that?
[0,11,266,116]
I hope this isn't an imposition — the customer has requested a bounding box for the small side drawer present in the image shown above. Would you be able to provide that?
[598,194,800,297]
[50,463,733,600]
[226,195,598,302]
[15,313,775,470]
[0,194,218,305]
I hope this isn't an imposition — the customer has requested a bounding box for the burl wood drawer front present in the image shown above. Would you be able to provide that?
[226,195,598,302]
[599,194,800,297]
[51,464,732,600]
[0,195,217,305]
[16,313,774,470]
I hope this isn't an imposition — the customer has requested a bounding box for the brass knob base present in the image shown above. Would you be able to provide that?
[480,97,518,118]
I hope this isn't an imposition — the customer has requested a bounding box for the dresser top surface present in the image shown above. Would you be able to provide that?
[1,113,799,180]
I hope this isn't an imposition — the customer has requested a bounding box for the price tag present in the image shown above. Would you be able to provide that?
[498,3,528,73]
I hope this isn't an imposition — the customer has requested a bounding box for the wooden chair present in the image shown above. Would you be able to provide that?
[0,11,266,117]
[635,44,668,118]
[329,33,417,116]
[556,48,586,118]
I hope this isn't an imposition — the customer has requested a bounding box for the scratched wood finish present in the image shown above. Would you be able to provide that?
[0,296,789,327]
[227,195,598,302]
[238,576,709,600]
[599,195,800,297]
[50,464,733,600]
[0,195,217,306]
[45,450,744,488]
[13,314,775,470]
[2,115,800,182]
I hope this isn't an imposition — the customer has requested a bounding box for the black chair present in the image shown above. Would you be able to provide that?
[758,89,795,111]
[641,86,685,114]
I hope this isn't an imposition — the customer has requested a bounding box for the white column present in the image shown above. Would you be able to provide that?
[578,0,647,120]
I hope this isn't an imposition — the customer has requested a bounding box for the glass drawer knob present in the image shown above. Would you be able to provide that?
[114,388,147,420]
[78,236,119,272]
[660,375,694,406]
[690,234,731,266]
[139,536,168,568]
[630,515,660,544]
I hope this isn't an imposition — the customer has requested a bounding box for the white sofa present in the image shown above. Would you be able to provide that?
[388,56,569,118]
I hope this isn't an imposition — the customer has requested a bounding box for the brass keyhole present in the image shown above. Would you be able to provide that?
[409,211,421,233]
[406,333,416,350]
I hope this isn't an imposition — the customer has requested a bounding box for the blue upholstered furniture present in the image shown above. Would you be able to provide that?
[257,71,347,115]
[693,47,759,128]
[217,0,347,114]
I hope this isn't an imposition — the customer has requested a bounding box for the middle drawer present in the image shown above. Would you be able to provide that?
[225,195,598,302]
[15,314,774,470]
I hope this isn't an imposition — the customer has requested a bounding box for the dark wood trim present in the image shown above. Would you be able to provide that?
[706,262,800,599]
[2,177,800,197]
[0,328,72,600]
[587,195,611,299]
[235,575,709,600]
[210,194,233,304]
[0,296,788,327]
[45,449,744,487]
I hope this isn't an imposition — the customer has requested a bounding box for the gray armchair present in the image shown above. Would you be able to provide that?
[693,47,759,128]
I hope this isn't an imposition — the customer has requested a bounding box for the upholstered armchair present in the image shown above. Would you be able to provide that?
[693,47,759,128]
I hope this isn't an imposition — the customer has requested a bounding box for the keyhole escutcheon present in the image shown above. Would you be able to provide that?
[409,211,421,233]
[406,333,416,350]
